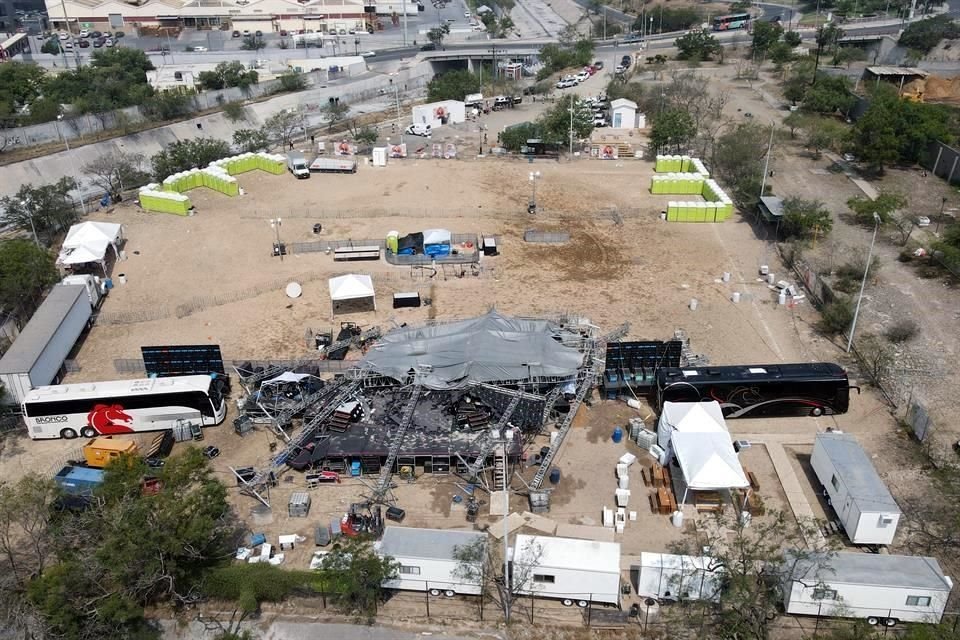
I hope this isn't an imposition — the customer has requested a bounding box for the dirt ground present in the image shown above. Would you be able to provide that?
[2,55,956,634]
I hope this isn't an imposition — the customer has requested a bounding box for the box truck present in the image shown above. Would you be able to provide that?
[286,152,310,178]
[60,274,107,309]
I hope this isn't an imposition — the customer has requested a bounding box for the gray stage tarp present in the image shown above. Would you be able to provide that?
[360,311,584,389]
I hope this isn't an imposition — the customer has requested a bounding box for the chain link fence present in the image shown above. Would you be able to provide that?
[524,230,571,243]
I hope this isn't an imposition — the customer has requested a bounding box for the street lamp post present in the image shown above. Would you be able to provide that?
[354,37,360,55]
[528,171,541,214]
[19,199,41,247]
[55,114,70,152]
[935,196,947,234]
[270,217,283,262]
[846,212,881,353]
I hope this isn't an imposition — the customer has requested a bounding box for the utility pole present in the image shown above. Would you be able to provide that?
[846,213,881,353]
[568,96,574,156]
[759,121,775,198]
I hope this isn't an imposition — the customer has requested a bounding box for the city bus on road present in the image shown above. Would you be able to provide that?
[712,12,752,31]
[655,362,857,418]
[22,374,228,440]
[0,33,29,61]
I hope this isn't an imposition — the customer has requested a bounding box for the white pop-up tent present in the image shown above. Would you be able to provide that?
[671,431,749,492]
[657,400,728,451]
[329,274,376,314]
[57,221,124,274]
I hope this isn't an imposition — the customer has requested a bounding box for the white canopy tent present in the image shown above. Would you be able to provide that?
[672,432,749,491]
[57,221,124,275]
[328,274,376,314]
[657,400,728,451]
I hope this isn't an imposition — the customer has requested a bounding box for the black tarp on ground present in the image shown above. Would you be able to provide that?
[397,232,424,255]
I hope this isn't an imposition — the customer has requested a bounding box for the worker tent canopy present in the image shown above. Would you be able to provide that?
[57,221,124,274]
[657,401,728,450]
[328,274,376,314]
[671,431,748,490]
[423,228,452,257]
[360,310,584,389]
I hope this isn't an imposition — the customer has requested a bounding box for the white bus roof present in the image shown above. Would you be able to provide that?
[23,375,214,402]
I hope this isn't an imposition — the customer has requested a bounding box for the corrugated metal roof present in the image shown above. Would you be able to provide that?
[0,285,87,375]
[866,66,929,77]
[377,527,486,562]
[515,534,621,574]
[815,433,901,514]
[789,552,952,591]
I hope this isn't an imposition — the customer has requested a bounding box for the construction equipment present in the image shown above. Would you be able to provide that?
[457,390,523,489]
[82,437,139,468]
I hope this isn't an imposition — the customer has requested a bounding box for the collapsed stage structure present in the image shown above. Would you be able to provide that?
[231,311,627,509]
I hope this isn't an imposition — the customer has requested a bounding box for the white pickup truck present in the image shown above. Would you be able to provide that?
[286,152,310,179]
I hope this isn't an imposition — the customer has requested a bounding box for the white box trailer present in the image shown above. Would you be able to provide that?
[634,552,722,603]
[783,551,953,626]
[375,527,486,596]
[512,534,622,607]
[0,285,90,404]
[810,432,901,546]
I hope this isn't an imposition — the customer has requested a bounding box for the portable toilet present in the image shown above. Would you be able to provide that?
[386,231,399,254]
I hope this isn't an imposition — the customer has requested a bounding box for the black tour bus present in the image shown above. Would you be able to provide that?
[655,362,857,418]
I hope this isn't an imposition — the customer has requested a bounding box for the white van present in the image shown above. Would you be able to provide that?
[405,123,432,137]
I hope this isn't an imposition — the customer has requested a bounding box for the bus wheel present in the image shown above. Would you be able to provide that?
[810,407,824,417]
[577,600,588,608]
[60,428,78,439]
[562,599,574,607]
[444,590,455,598]
[866,617,880,626]
[429,588,441,597]
[884,618,898,627]
[80,427,96,438]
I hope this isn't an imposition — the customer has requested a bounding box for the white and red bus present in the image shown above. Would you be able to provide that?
[22,375,227,440]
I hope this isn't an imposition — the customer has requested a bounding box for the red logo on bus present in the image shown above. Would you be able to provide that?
[88,404,135,435]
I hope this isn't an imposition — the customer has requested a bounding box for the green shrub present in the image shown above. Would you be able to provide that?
[885,318,918,343]
[818,299,854,335]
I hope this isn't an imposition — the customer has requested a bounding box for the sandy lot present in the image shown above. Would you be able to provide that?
[4,58,947,630]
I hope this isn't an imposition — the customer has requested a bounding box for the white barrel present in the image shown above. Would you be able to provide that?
[766,273,775,285]
[722,272,730,282]
[732,292,741,303]
[117,273,127,285]
[778,291,787,305]
[759,264,769,275]
[671,510,684,528]
[660,212,667,220]
[689,298,699,311]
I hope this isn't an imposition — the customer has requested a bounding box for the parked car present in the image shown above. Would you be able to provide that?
[360,50,376,57]
[255,29,262,36]
[90,30,102,38]
[614,64,625,74]
[593,115,606,127]
[621,55,631,67]
[191,45,208,51]
[57,31,69,40]
[104,38,114,47]
[593,60,604,69]
[575,71,590,82]
[338,28,346,34]
[78,28,89,37]
[419,42,436,51]
[405,122,432,136]
[555,78,575,89]
[279,29,288,36]
[78,39,90,48]
[93,38,104,47]
[329,28,337,35]
[232,30,241,37]
[916,216,931,227]
[242,29,251,35]
[202,446,221,459]
[114,30,124,38]
[63,40,74,50]
[464,10,471,17]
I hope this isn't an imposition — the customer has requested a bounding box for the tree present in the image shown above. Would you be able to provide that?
[636,7,702,32]
[427,23,450,48]
[321,100,350,131]
[197,61,258,91]
[751,20,784,59]
[781,196,833,239]
[711,123,769,207]
[783,111,807,138]
[317,538,397,621]
[240,34,265,51]
[0,178,79,245]
[833,46,867,68]
[849,86,901,173]
[151,137,231,180]
[262,109,301,147]
[222,101,247,122]
[41,38,61,55]
[784,30,802,47]
[26,449,238,639]
[802,74,855,114]
[453,535,543,622]
[348,122,379,146]
[667,511,831,640]
[768,41,794,65]
[675,30,722,61]
[232,128,269,153]
[277,71,307,92]
[83,152,150,203]
[0,240,59,312]
[427,69,481,102]
[650,108,695,154]
[501,122,542,151]
[538,95,594,147]
[0,62,47,117]
[899,15,960,54]
[846,190,907,226]
[806,118,846,158]
[140,92,193,121]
